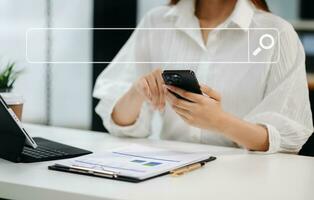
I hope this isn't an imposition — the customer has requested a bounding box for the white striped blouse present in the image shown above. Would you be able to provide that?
[93,0,313,153]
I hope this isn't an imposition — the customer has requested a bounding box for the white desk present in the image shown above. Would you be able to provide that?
[0,124,314,200]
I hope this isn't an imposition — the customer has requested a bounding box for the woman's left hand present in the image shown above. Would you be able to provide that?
[164,84,225,131]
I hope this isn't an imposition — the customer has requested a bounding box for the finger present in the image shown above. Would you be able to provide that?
[166,85,202,102]
[154,69,165,109]
[146,75,159,108]
[154,77,161,109]
[141,78,151,99]
[200,85,221,101]
[135,78,151,102]
[164,87,195,111]
[172,106,192,122]
[177,113,193,125]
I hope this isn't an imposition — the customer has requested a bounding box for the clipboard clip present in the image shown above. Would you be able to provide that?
[170,162,205,177]
[67,165,119,178]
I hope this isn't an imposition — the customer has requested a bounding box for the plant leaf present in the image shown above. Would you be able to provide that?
[0,62,21,89]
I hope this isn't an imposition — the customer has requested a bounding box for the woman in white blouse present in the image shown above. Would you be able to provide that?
[93,0,313,153]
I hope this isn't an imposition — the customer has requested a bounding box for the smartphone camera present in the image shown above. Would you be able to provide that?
[164,73,181,85]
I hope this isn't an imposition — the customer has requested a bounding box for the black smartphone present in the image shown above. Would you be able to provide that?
[162,70,202,101]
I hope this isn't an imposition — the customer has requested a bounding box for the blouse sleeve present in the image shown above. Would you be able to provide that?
[244,25,313,153]
[92,14,154,138]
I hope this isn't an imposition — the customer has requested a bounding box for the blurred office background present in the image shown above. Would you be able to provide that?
[0,0,313,131]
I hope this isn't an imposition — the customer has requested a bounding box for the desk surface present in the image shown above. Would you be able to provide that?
[0,124,314,200]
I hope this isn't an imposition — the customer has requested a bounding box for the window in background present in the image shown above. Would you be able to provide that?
[0,0,47,124]
[0,0,93,129]
[49,0,93,130]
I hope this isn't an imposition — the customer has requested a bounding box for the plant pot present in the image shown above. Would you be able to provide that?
[0,92,24,120]
[0,87,13,93]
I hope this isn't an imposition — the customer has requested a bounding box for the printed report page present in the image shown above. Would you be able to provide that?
[56,144,211,180]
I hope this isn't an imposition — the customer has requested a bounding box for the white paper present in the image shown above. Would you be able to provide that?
[56,144,211,180]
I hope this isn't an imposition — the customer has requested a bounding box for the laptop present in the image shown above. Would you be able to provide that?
[0,95,92,163]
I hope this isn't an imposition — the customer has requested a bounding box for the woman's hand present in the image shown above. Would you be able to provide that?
[164,84,225,131]
[164,84,269,151]
[132,68,165,111]
[112,68,165,126]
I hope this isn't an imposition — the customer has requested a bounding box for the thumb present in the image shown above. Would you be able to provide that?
[200,85,221,101]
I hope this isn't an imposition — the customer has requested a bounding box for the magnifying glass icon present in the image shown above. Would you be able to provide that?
[253,34,275,56]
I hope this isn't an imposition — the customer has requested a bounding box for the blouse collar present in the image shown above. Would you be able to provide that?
[164,0,255,30]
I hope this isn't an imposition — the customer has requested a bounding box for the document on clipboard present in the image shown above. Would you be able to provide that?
[48,144,216,183]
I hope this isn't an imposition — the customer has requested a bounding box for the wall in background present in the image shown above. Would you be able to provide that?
[267,0,299,20]
[0,0,93,129]
[50,0,93,129]
[137,0,168,22]
[0,0,47,124]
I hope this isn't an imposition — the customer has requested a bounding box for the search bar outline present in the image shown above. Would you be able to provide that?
[26,27,280,64]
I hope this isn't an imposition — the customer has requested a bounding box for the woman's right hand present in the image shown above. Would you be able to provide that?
[132,68,165,111]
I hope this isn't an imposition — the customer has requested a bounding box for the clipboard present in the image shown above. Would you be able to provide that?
[48,156,216,183]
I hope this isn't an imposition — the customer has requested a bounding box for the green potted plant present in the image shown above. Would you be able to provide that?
[0,61,24,120]
[0,62,19,93]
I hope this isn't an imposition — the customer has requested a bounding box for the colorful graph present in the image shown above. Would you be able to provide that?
[143,162,162,167]
[131,160,162,167]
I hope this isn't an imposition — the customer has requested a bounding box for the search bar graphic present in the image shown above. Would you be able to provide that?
[26,28,279,64]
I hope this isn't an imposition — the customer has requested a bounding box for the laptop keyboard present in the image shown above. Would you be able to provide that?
[22,145,69,159]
